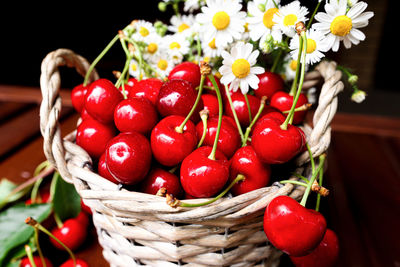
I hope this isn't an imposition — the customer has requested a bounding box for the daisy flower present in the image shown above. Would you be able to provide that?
[289,28,328,65]
[142,33,164,62]
[184,0,203,13]
[150,52,175,78]
[273,1,309,37]
[281,54,309,81]
[312,0,374,51]
[218,42,265,94]
[168,14,197,37]
[163,34,191,62]
[246,0,283,43]
[129,58,146,80]
[196,0,246,48]
[132,20,156,42]
[201,37,226,59]
[351,89,366,103]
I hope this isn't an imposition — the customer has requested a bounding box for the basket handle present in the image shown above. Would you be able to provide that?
[39,48,99,182]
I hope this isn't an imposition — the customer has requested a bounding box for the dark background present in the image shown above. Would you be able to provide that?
[1,0,399,118]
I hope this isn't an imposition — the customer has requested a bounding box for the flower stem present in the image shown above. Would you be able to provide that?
[25,217,76,266]
[207,74,224,160]
[176,75,205,133]
[307,1,322,29]
[224,85,245,143]
[83,34,119,86]
[179,174,245,207]
[242,96,267,147]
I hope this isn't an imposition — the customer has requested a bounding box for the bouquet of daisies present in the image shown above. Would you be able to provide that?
[88,0,373,104]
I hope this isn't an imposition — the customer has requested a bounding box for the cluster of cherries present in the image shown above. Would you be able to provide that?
[21,193,92,267]
[70,60,338,266]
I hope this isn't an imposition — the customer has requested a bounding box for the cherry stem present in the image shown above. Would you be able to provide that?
[281,31,307,130]
[242,96,267,147]
[83,34,119,86]
[25,217,77,266]
[306,143,316,173]
[24,244,37,267]
[224,85,245,143]
[53,212,63,229]
[179,174,245,207]
[282,103,312,114]
[176,75,205,134]
[34,227,47,267]
[30,161,51,204]
[299,154,326,207]
[243,94,252,124]
[315,160,325,212]
[280,180,308,187]
[207,74,224,160]
[197,109,209,148]
[291,172,310,183]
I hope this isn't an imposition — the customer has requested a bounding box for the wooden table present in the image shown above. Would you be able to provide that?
[1,85,399,267]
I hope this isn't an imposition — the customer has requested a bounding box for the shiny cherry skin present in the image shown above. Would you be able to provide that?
[129,78,163,105]
[114,97,158,135]
[76,119,117,159]
[71,83,88,113]
[80,107,95,121]
[50,218,87,251]
[60,258,89,267]
[251,116,303,164]
[118,77,138,98]
[156,79,204,123]
[180,146,229,198]
[84,78,123,124]
[75,210,90,228]
[228,145,271,196]
[20,256,53,267]
[201,93,219,118]
[255,71,285,99]
[98,152,119,184]
[150,115,198,167]
[224,92,261,127]
[263,196,327,256]
[168,61,201,88]
[195,116,241,159]
[105,132,152,185]
[270,91,309,125]
[25,191,51,205]
[290,228,340,267]
[140,168,183,198]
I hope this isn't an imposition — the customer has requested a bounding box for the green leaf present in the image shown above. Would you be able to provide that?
[2,236,36,267]
[0,203,52,266]
[0,179,29,210]
[51,172,81,222]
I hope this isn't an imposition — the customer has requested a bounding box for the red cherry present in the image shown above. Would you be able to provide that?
[80,107,95,121]
[255,71,285,99]
[81,199,92,215]
[71,83,88,113]
[180,146,229,198]
[84,78,123,124]
[60,258,89,267]
[228,145,271,195]
[168,61,201,88]
[156,79,204,123]
[50,218,87,251]
[75,119,117,159]
[129,78,163,105]
[270,91,309,125]
[150,115,198,167]
[25,192,51,205]
[75,210,89,228]
[114,97,158,135]
[290,229,340,267]
[20,256,53,267]
[251,117,303,164]
[195,116,241,159]
[201,93,219,118]
[263,195,327,256]
[204,75,226,98]
[105,132,152,185]
[140,168,183,198]
[224,92,261,127]
[98,152,119,184]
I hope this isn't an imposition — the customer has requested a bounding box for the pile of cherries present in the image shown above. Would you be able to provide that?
[70,61,338,266]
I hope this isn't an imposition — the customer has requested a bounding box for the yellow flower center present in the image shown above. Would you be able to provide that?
[263,8,279,29]
[204,56,211,63]
[157,59,168,71]
[169,42,181,50]
[131,64,137,71]
[139,27,149,37]
[147,43,158,54]
[232,59,251,79]
[178,23,190,33]
[306,38,317,54]
[283,14,297,27]
[208,38,216,49]
[330,15,352,37]
[289,60,297,71]
[212,11,230,30]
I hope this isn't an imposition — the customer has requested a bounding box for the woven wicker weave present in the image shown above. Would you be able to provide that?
[39,48,344,267]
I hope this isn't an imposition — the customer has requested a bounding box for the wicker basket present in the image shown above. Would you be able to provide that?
[39,48,344,267]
